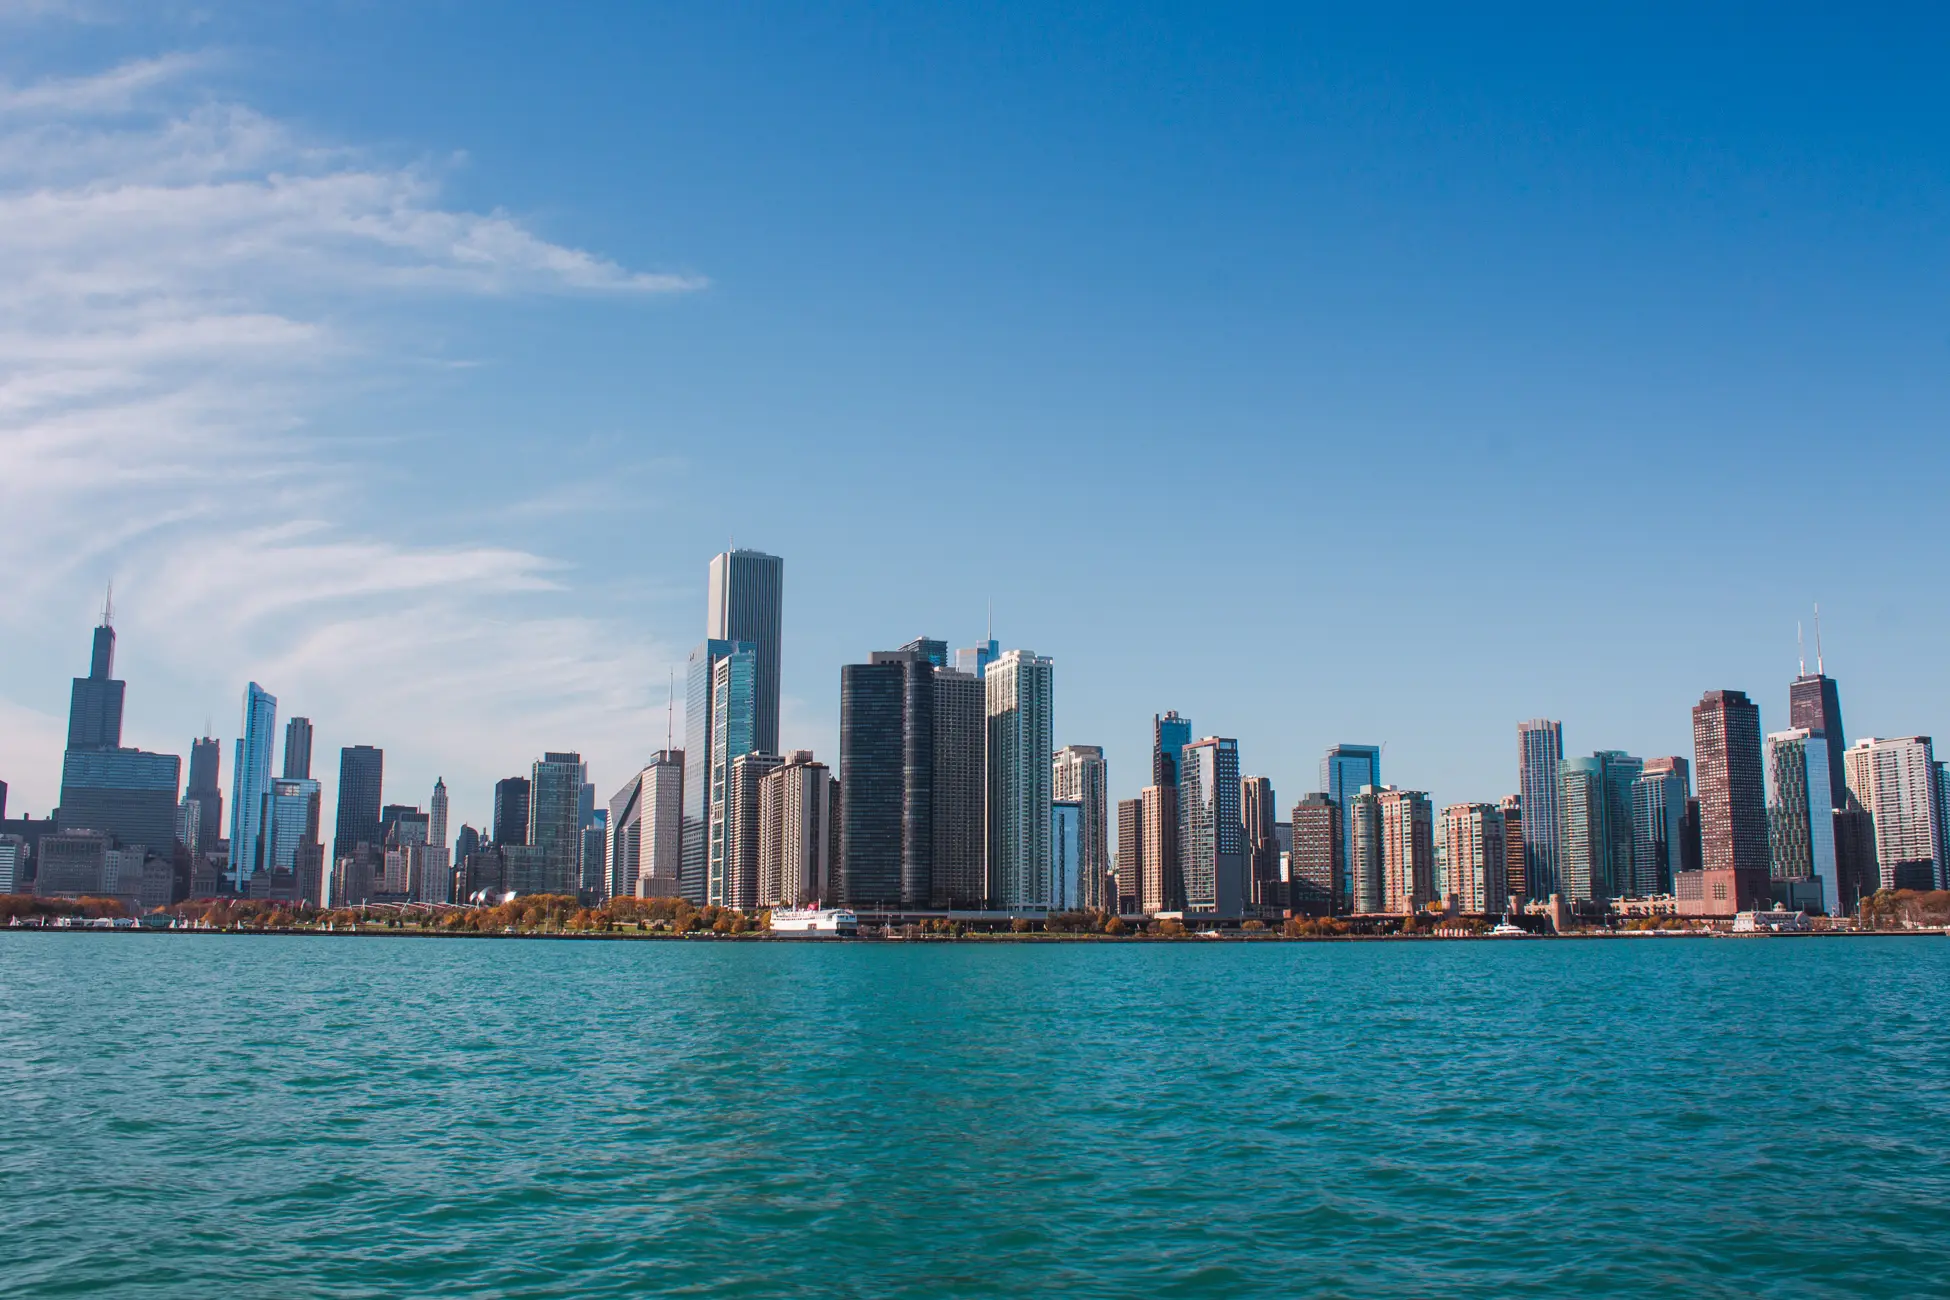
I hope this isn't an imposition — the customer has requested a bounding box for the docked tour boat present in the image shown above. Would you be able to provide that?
[769,907,859,936]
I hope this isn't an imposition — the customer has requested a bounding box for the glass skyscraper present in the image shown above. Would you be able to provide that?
[683,637,756,904]
[1179,737,1244,916]
[227,682,277,889]
[707,550,784,756]
[1767,729,1840,914]
[986,649,1054,911]
[1517,720,1564,900]
[333,745,384,864]
[1320,743,1381,911]
[1631,757,1690,897]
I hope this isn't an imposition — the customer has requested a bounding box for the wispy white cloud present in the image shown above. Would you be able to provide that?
[0,55,700,816]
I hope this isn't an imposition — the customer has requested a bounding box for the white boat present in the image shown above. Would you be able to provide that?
[1489,922,1526,936]
[769,907,858,936]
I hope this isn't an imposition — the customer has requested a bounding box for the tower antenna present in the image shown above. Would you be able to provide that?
[1797,621,1805,677]
[987,597,993,642]
[1814,602,1825,674]
[101,583,113,627]
[666,668,675,751]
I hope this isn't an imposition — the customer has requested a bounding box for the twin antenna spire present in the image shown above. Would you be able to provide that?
[1799,603,1826,676]
[100,583,114,628]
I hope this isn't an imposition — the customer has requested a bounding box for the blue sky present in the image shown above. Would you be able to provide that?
[0,3,1945,834]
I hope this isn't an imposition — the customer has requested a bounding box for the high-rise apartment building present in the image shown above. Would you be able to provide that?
[1052,800,1084,913]
[1178,738,1245,917]
[1241,775,1280,914]
[837,648,985,909]
[1349,785,1385,914]
[1630,757,1690,897]
[1377,789,1435,915]
[1559,751,1641,904]
[226,683,277,889]
[987,650,1054,911]
[1440,803,1505,913]
[1053,745,1110,912]
[1766,729,1840,914]
[1517,720,1564,900]
[608,749,684,900]
[1498,794,1526,902]
[1139,785,1178,913]
[759,751,835,907]
[529,752,585,896]
[1288,793,1342,917]
[1321,744,1381,912]
[707,550,784,756]
[1844,737,1943,892]
[723,751,784,910]
[1684,690,1772,914]
[333,745,384,864]
[1115,798,1143,913]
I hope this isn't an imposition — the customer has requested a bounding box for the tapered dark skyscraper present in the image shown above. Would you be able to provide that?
[1789,634,1847,814]
[67,599,125,751]
[333,745,384,863]
[707,550,784,756]
[1692,689,1771,911]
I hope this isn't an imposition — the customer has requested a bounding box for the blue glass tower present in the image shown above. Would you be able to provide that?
[227,682,277,888]
[1319,743,1381,911]
[682,638,757,904]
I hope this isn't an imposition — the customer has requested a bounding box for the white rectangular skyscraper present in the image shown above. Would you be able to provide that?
[986,649,1054,911]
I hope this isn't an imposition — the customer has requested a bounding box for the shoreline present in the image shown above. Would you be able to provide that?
[5,926,1941,944]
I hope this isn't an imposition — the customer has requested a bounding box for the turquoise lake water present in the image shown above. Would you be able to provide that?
[1,933,1945,1297]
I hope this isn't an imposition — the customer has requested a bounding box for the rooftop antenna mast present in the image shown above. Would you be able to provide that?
[666,668,675,751]
[101,582,113,627]
[1797,621,1805,677]
[1814,602,1825,675]
[987,597,993,643]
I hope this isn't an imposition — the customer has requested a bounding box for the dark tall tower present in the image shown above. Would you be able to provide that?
[1241,775,1280,912]
[494,776,531,847]
[333,745,384,863]
[187,737,223,854]
[839,657,906,908]
[1288,793,1343,917]
[66,600,126,752]
[1789,675,1847,814]
[283,717,313,780]
[1692,690,1771,909]
[707,550,785,756]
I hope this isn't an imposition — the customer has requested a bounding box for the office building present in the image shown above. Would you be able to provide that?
[0,835,25,893]
[282,717,313,780]
[264,775,322,889]
[186,737,223,855]
[1631,757,1690,897]
[1377,788,1435,915]
[1441,802,1506,914]
[1139,785,1179,914]
[66,604,125,751]
[529,752,585,896]
[1766,730,1840,915]
[608,751,684,901]
[707,549,785,755]
[55,615,181,855]
[1498,795,1526,901]
[1053,745,1110,912]
[760,751,835,907]
[333,746,384,865]
[1154,712,1192,786]
[1052,800,1084,912]
[1682,690,1772,915]
[954,635,1000,678]
[1517,720,1564,900]
[722,751,784,909]
[226,683,277,889]
[1349,786,1385,914]
[493,776,530,847]
[1789,657,1848,812]
[175,796,201,855]
[1178,738,1245,917]
[1844,737,1944,892]
[1288,793,1342,917]
[987,650,1055,911]
[684,638,757,905]
[1241,775,1280,913]
[1321,744,1381,911]
[1115,798,1143,913]
[35,830,108,896]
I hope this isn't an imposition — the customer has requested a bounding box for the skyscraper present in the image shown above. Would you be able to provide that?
[1052,800,1084,913]
[1517,720,1564,900]
[1789,631,1848,812]
[1053,745,1110,912]
[1288,793,1342,916]
[334,746,384,865]
[56,614,180,855]
[282,717,313,780]
[838,654,906,909]
[1631,757,1690,897]
[1498,794,1526,902]
[1349,786,1385,914]
[1139,784,1178,913]
[684,637,757,905]
[1559,751,1641,905]
[1441,802,1506,914]
[608,750,685,900]
[1153,712,1192,786]
[1320,744,1381,911]
[953,635,1000,678]
[227,683,277,889]
[1240,775,1280,914]
[493,775,529,847]
[264,775,322,897]
[986,650,1054,911]
[1115,797,1143,913]
[186,737,223,855]
[760,751,835,907]
[1687,689,1771,913]
[931,667,986,907]
[720,751,784,909]
[1844,736,1943,892]
[1177,737,1245,917]
[1376,788,1434,915]
[1766,730,1840,914]
[529,752,585,896]
[707,549,785,756]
